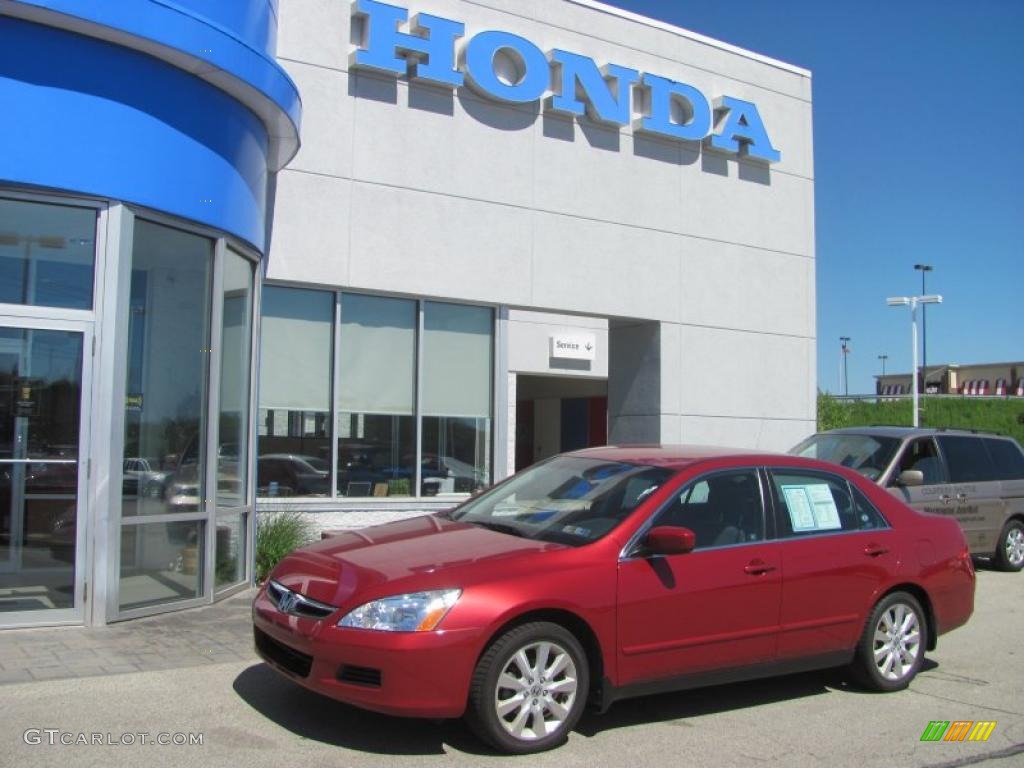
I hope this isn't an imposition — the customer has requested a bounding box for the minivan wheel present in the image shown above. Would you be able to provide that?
[465,622,588,754]
[851,591,927,692]
[994,520,1024,572]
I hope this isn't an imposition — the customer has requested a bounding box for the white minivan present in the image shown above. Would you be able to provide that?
[792,427,1024,571]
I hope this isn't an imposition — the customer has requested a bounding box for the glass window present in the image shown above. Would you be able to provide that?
[769,470,877,537]
[215,249,253,588]
[0,198,96,310]
[422,302,493,495]
[119,521,205,611]
[121,220,212,518]
[338,294,416,498]
[451,456,672,546]
[0,329,83,612]
[851,486,889,530]
[257,286,333,497]
[890,438,945,485]
[651,470,764,548]
[937,436,998,483]
[791,432,901,483]
[983,438,1024,481]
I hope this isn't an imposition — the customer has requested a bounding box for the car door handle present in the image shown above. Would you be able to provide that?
[939,494,954,504]
[744,560,776,576]
[864,544,889,557]
[956,493,968,502]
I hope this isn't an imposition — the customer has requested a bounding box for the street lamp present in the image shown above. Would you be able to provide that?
[878,354,888,376]
[914,264,933,391]
[840,336,851,396]
[887,294,942,427]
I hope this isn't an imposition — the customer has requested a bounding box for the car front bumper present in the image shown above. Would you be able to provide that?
[252,588,482,718]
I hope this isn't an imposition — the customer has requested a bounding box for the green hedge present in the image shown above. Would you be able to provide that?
[818,393,1024,444]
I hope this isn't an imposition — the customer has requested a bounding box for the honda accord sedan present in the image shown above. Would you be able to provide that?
[252,446,975,753]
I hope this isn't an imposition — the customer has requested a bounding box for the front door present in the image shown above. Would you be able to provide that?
[617,469,781,685]
[0,323,91,624]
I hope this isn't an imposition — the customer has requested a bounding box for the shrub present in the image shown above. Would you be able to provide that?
[388,478,411,496]
[816,393,1024,444]
[255,511,313,583]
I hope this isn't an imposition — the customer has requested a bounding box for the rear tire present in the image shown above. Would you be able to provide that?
[994,519,1024,572]
[851,591,927,692]
[465,622,588,754]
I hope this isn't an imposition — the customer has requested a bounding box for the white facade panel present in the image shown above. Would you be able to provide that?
[284,62,354,180]
[266,170,351,286]
[346,184,534,306]
[530,214,683,322]
[677,325,815,421]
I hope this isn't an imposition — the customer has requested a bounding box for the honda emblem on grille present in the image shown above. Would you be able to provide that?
[278,590,300,614]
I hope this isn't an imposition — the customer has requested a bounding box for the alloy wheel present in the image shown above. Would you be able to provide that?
[1005,527,1024,568]
[872,602,922,681]
[493,640,578,741]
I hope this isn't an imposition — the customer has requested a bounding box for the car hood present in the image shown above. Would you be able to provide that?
[270,514,565,607]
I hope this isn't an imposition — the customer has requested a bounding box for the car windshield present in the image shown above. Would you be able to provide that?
[791,433,901,481]
[450,456,673,546]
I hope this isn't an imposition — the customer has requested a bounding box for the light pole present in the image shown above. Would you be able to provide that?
[840,336,851,396]
[878,354,888,376]
[887,294,942,427]
[914,264,933,391]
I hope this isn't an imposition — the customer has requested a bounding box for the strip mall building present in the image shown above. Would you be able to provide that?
[0,0,816,626]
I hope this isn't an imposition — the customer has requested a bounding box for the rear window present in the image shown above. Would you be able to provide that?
[983,438,1024,480]
[937,436,998,483]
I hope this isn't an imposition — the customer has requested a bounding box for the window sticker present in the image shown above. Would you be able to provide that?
[781,484,842,532]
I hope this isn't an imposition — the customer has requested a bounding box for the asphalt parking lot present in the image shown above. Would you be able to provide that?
[1,567,1021,768]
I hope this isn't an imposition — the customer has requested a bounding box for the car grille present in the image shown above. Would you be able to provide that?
[338,664,382,687]
[254,627,313,678]
[266,580,337,620]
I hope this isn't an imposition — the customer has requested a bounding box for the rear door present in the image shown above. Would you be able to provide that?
[767,467,896,660]
[982,437,1024,551]
[616,468,781,685]
[935,436,1003,553]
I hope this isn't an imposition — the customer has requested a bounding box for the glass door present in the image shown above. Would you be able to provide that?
[0,322,90,624]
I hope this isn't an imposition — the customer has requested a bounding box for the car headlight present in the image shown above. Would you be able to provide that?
[338,589,461,632]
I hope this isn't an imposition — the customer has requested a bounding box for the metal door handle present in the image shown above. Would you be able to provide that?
[744,561,776,576]
[956,493,968,502]
[939,494,954,504]
[864,544,889,557]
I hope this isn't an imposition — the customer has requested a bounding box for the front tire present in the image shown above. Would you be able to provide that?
[994,520,1024,572]
[465,622,589,754]
[852,591,927,692]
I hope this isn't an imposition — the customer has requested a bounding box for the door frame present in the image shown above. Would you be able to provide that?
[0,315,94,628]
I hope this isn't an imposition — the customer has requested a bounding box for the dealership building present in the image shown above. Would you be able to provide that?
[0,0,816,626]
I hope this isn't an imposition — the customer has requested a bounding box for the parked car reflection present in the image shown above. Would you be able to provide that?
[257,454,329,497]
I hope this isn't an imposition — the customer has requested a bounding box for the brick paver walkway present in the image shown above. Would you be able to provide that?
[0,588,257,685]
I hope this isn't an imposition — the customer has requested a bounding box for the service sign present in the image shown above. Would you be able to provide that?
[550,333,596,361]
[350,0,781,163]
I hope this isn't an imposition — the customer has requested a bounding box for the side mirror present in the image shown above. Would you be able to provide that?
[897,469,924,487]
[645,526,696,556]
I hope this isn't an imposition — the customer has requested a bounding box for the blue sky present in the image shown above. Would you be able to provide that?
[606,0,1024,394]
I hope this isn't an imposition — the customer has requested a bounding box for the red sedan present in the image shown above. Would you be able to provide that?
[252,446,975,753]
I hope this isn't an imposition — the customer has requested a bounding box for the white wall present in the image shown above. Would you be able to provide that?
[270,0,816,452]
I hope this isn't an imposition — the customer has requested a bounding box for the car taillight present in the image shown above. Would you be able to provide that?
[958,544,974,576]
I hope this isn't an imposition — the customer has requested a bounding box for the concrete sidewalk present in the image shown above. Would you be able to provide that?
[0,589,258,685]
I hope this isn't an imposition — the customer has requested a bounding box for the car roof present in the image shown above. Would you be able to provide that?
[817,426,1009,440]
[563,444,776,470]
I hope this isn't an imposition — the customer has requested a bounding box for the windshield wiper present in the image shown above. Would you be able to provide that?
[470,520,527,538]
